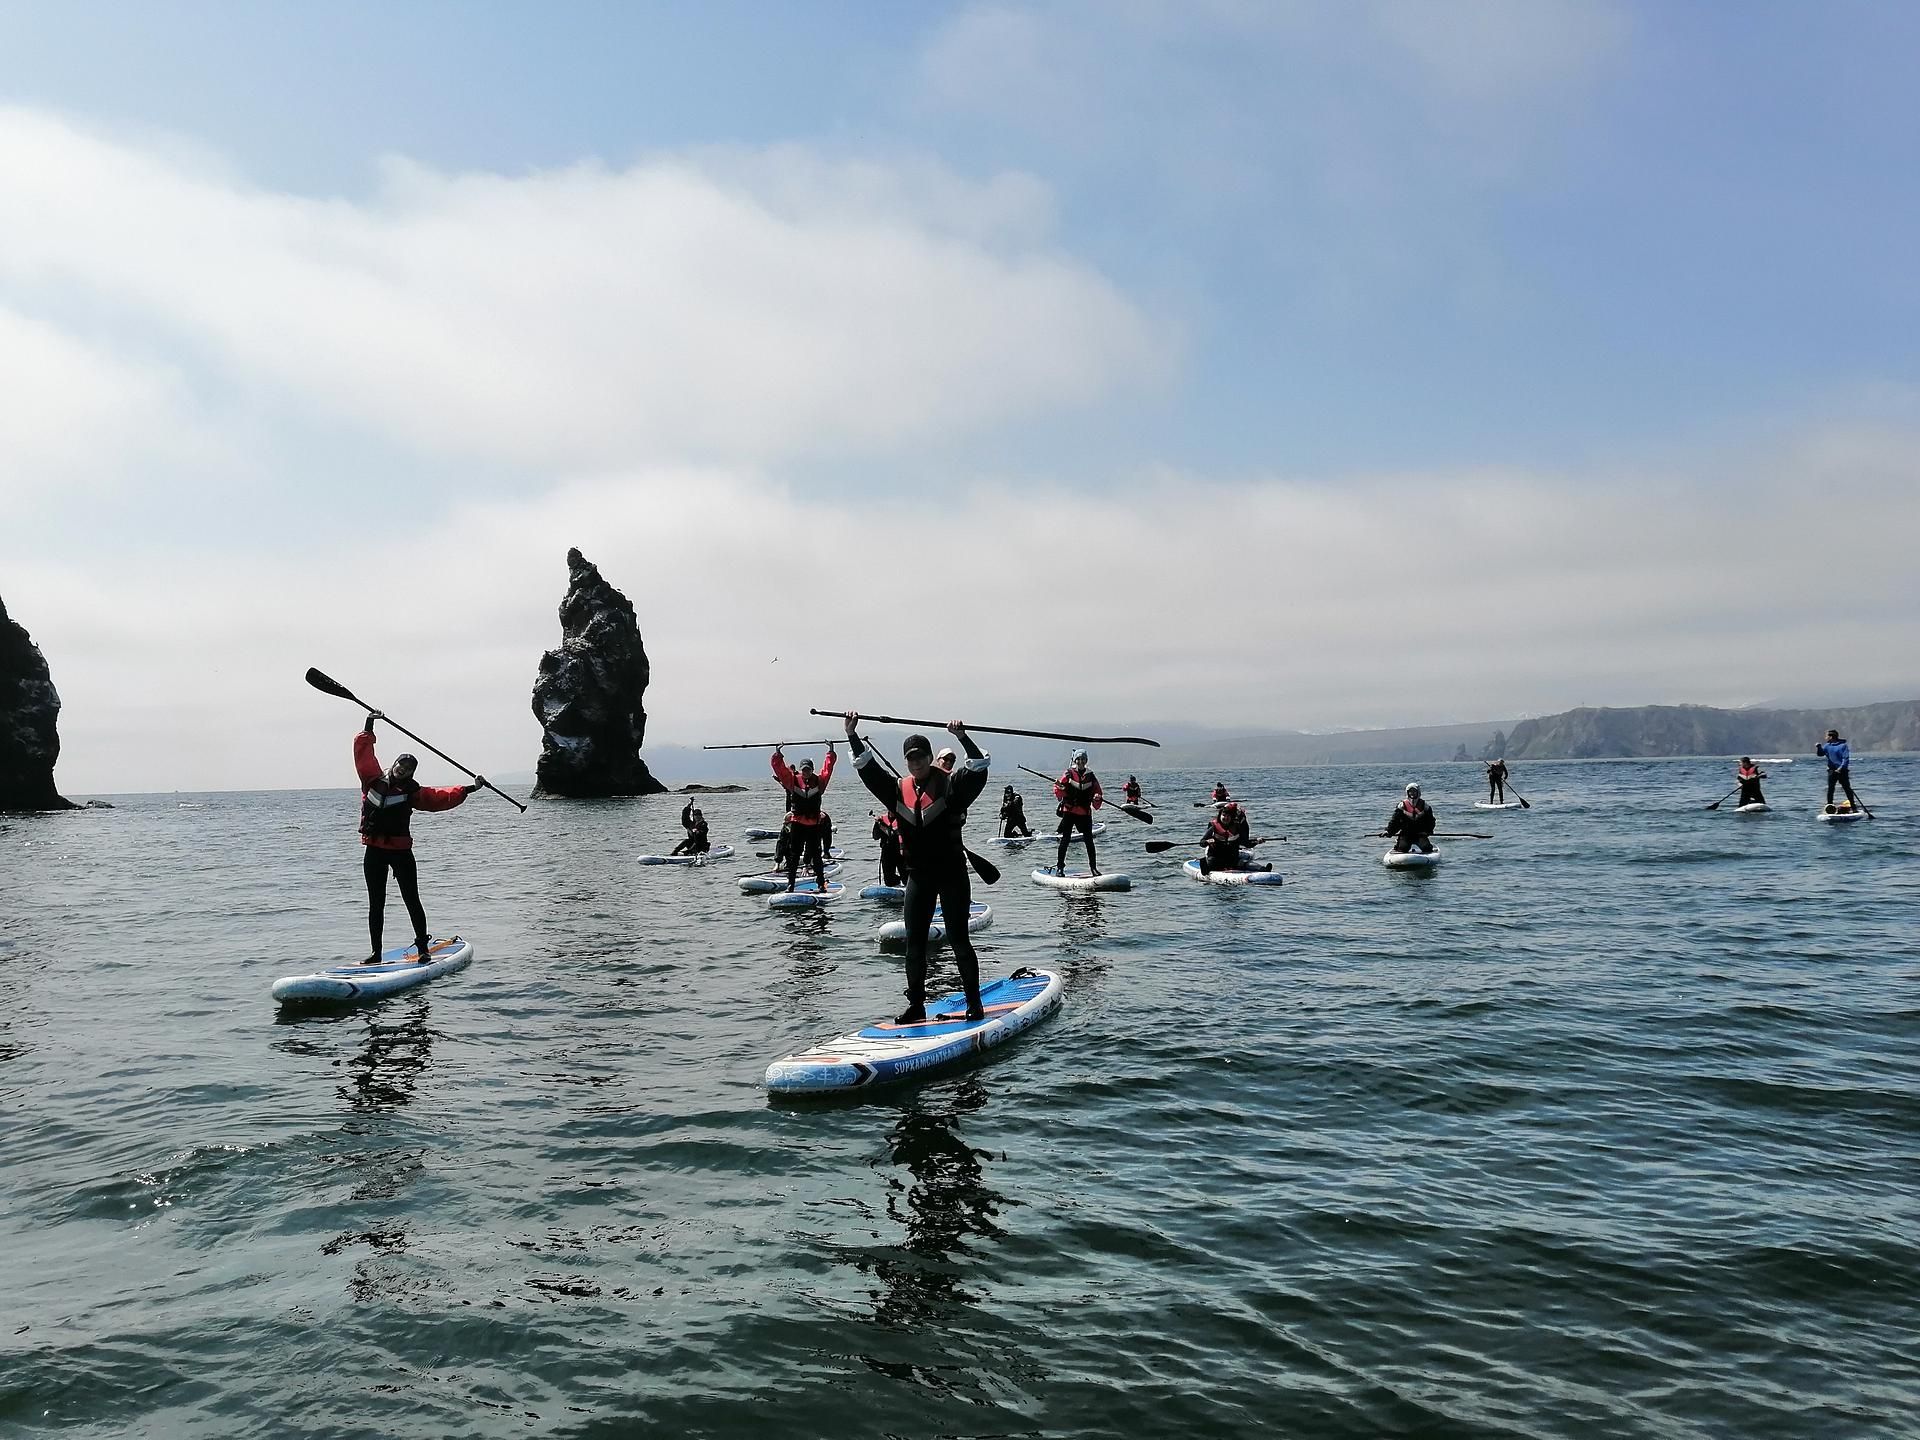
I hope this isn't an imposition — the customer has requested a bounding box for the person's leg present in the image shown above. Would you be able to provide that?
[937,868,983,1018]
[670,837,690,855]
[783,821,799,889]
[898,872,935,1022]
[1839,767,1860,806]
[1054,814,1073,873]
[1082,811,1099,875]
[802,828,826,889]
[1393,832,1413,853]
[363,847,388,959]
[881,842,901,887]
[391,849,430,955]
[1826,769,1839,804]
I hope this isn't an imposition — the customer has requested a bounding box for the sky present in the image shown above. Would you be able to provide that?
[2,0,1918,794]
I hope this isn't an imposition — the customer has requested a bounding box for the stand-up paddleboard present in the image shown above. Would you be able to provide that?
[1817,805,1869,823]
[637,844,736,865]
[878,902,992,944]
[860,883,907,903]
[739,862,842,892]
[768,880,847,909]
[272,936,473,1004]
[1183,858,1283,886]
[1735,802,1770,814]
[1031,867,1131,892]
[1473,800,1524,810]
[1383,849,1442,869]
[988,833,1037,848]
[1756,758,1794,765]
[744,827,783,841]
[990,823,1108,848]
[765,967,1062,1096]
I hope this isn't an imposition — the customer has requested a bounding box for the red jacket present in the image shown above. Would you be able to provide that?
[1054,767,1104,818]
[772,749,836,826]
[355,730,468,850]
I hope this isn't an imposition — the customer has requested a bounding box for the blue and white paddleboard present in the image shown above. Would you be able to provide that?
[744,827,783,841]
[764,967,1062,1095]
[1031,867,1131,891]
[767,880,847,909]
[1817,806,1868,823]
[739,862,842,892]
[637,844,735,865]
[1473,801,1524,811]
[1383,849,1442,869]
[990,823,1106,848]
[272,936,474,1004]
[878,901,991,944]
[860,883,907,903]
[1183,858,1283,886]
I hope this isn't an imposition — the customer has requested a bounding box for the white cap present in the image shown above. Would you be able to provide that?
[935,746,956,762]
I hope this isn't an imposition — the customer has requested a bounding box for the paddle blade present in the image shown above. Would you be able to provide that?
[304,667,360,704]
[966,848,1001,886]
[1144,839,1181,853]
[1115,803,1154,825]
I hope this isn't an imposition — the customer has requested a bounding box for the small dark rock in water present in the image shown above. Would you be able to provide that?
[679,783,747,794]
[531,549,668,799]
[0,595,73,811]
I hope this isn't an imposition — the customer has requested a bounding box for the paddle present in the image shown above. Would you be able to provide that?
[811,709,1160,747]
[1016,764,1153,824]
[1363,831,1493,840]
[1144,835,1278,853]
[1703,784,1742,812]
[857,733,1000,885]
[305,667,526,812]
[1193,798,1234,807]
[701,739,843,750]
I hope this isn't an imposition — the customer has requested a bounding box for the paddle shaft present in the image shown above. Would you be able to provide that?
[305,668,526,812]
[1145,835,1277,853]
[812,709,1159,747]
[856,733,1000,886]
[1704,784,1741,811]
[1364,831,1492,839]
[1015,764,1153,823]
[701,739,842,750]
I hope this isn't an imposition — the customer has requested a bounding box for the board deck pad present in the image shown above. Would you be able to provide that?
[764,968,1063,1095]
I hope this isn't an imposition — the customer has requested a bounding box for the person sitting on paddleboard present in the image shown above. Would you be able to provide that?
[1735,758,1767,808]
[354,713,482,965]
[871,809,907,887]
[1054,750,1104,877]
[1123,776,1143,805]
[1211,780,1230,803]
[999,785,1032,838]
[845,711,990,1025]
[670,800,711,856]
[1486,759,1510,804]
[772,745,836,892]
[1385,783,1437,854]
[1815,729,1860,810]
[1199,800,1255,875]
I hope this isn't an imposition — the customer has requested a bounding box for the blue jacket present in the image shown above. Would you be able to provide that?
[1816,739,1850,770]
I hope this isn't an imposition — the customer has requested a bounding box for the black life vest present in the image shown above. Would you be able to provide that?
[360,776,418,841]
[786,772,826,824]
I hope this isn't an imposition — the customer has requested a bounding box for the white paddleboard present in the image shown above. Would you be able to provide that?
[739,862,843,892]
[860,883,907,904]
[744,827,783,840]
[990,822,1107,848]
[1735,802,1770,814]
[1182,858,1283,886]
[767,880,847,909]
[765,968,1062,1095]
[1817,806,1868,823]
[1030,867,1131,892]
[1383,850,1442,869]
[1473,801,1524,810]
[636,844,736,865]
[878,902,991,944]
[272,936,473,1004]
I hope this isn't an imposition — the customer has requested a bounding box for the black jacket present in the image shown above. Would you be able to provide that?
[851,731,988,868]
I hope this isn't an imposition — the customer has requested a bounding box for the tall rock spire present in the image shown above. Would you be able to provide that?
[0,596,72,810]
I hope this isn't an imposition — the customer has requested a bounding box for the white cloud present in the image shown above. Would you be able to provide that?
[22,422,1919,795]
[0,107,1159,472]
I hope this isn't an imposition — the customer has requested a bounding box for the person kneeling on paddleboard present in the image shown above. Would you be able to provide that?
[1385,784,1437,854]
[1486,759,1510,804]
[1199,801,1254,875]
[1123,775,1144,806]
[845,711,989,1024]
[999,785,1032,838]
[1211,780,1231,803]
[1735,758,1767,808]
[1054,751,1104,877]
[871,810,907,886]
[1815,729,1860,809]
[670,801,710,856]
[355,713,482,964]
[772,744,836,892]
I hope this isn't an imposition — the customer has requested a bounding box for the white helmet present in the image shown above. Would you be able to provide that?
[1071,748,1089,765]
[1405,783,1421,796]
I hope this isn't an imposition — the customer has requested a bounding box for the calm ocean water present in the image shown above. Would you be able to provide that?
[3,757,1916,1438]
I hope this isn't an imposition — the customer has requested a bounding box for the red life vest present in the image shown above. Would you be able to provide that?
[1212,785,1229,801]
[786,771,827,825]
[1057,769,1100,816]
[1738,765,1759,780]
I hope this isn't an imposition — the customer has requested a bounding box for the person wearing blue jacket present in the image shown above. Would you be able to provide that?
[1815,729,1861,808]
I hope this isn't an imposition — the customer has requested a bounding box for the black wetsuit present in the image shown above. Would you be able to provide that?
[1736,769,1766,807]
[363,848,428,955]
[1487,762,1509,803]
[1385,799,1437,853]
[872,814,906,886]
[851,732,990,1018]
[1054,768,1102,874]
[1000,793,1032,838]
[670,801,711,855]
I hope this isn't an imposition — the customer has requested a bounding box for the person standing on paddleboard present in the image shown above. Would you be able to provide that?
[1385,783,1437,854]
[1053,750,1105,876]
[1815,729,1860,809]
[871,809,907,887]
[1486,759,1510,804]
[1735,758,1768,809]
[670,801,710,857]
[355,712,482,964]
[999,785,1032,838]
[844,711,989,1025]
[771,745,836,892]
[1199,800,1254,875]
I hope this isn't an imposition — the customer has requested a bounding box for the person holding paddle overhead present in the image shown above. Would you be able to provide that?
[844,711,989,1025]
[1815,729,1860,809]
[1053,750,1105,877]
[354,712,482,965]
[1735,758,1768,809]
[670,801,710,857]
[1385,783,1438,855]
[771,744,835,892]
[1486,759,1511,804]
[1199,800,1257,875]
[999,785,1033,838]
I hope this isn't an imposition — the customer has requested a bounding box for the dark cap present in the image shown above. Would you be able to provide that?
[903,733,933,758]
[394,753,418,768]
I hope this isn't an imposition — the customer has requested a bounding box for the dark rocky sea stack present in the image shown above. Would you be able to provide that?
[531,549,667,799]
[0,596,73,810]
